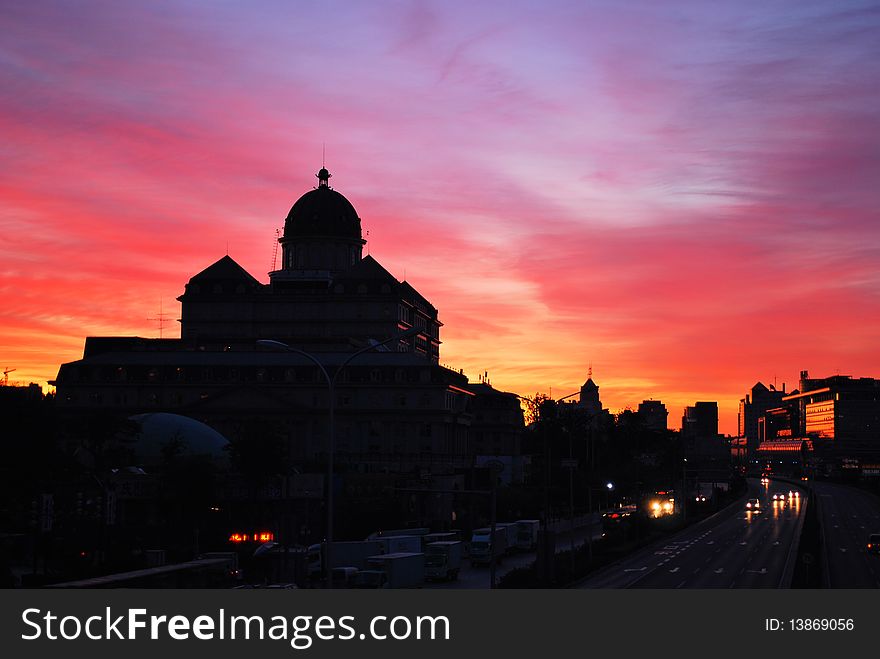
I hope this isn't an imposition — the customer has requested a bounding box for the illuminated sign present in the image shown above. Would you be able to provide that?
[228,531,275,543]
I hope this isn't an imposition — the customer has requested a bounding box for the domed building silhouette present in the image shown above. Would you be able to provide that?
[52,168,520,541]
[177,167,441,359]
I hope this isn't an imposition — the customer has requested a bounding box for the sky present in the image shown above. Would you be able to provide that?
[2,0,879,434]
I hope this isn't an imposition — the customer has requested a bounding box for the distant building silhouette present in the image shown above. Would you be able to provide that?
[578,374,602,416]
[776,371,880,442]
[681,402,718,441]
[637,400,668,432]
[751,371,880,476]
[737,382,786,457]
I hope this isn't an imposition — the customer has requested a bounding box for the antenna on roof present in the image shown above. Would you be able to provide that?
[322,142,326,168]
[588,363,593,379]
[147,297,171,339]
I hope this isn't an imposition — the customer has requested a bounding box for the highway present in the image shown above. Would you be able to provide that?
[576,478,807,588]
[811,480,880,588]
[424,520,602,589]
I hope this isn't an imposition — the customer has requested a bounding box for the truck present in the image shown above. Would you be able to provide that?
[351,570,387,589]
[469,527,506,566]
[424,541,462,581]
[378,535,423,554]
[422,532,459,550]
[366,527,430,540]
[365,552,425,589]
[307,540,386,578]
[495,523,519,555]
[515,520,540,551]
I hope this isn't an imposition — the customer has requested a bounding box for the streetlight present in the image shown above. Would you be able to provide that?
[257,327,420,588]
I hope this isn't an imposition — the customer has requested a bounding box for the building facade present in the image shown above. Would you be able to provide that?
[53,169,521,477]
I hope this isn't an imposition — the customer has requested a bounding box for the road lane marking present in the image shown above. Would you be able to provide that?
[714,568,724,574]
[624,567,647,572]
[669,567,680,573]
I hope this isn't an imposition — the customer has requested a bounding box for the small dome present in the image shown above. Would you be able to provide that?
[283,169,362,241]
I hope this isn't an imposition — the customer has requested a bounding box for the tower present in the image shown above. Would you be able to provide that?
[272,167,366,280]
[579,373,602,416]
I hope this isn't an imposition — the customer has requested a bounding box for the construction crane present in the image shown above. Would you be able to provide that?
[2,367,16,386]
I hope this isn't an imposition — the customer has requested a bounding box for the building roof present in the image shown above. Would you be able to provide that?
[757,439,812,453]
[338,255,398,282]
[187,255,261,286]
[284,170,362,241]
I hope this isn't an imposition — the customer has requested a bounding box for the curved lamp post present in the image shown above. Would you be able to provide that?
[257,327,420,588]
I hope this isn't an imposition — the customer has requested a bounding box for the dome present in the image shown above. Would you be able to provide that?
[283,169,362,241]
[129,413,230,465]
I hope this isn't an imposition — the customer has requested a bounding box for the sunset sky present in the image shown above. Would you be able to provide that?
[2,1,879,434]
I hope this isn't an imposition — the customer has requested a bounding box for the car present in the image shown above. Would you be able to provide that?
[771,492,786,503]
[867,534,880,555]
[760,477,770,485]
[745,498,762,512]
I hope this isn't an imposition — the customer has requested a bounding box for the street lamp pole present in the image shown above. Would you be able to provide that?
[257,328,420,589]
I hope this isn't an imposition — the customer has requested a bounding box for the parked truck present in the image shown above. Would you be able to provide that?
[424,541,462,581]
[307,540,385,578]
[365,552,425,588]
[366,528,430,540]
[515,520,540,551]
[469,527,506,566]
[422,532,459,549]
[495,523,519,555]
[379,535,422,554]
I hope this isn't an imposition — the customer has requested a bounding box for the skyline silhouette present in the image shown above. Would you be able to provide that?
[2,1,879,435]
